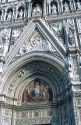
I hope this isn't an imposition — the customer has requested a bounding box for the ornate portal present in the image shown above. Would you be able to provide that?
[0,0,81,125]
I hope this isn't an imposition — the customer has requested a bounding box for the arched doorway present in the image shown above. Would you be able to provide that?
[2,52,71,125]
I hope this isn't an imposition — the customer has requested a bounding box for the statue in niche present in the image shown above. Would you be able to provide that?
[1,29,10,57]
[76,1,81,10]
[32,4,42,16]
[67,20,75,46]
[64,20,75,46]
[63,2,70,12]
[6,11,13,20]
[68,28,75,46]
[51,4,57,14]
[17,8,24,19]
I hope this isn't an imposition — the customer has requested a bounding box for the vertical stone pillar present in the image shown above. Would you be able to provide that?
[4,9,7,21]
[24,2,27,18]
[60,0,63,13]
[57,2,60,14]
[28,2,32,18]
[43,0,47,16]
[48,2,51,15]
[1,10,3,22]
[69,54,80,83]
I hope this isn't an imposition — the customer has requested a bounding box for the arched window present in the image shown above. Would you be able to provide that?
[32,0,43,16]
[17,6,24,19]
[50,1,57,14]
[6,8,13,21]
[63,0,70,12]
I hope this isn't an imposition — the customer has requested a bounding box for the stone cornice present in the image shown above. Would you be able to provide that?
[45,11,81,22]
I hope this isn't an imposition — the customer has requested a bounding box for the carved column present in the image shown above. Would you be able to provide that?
[48,2,51,15]
[69,0,72,11]
[69,54,80,83]
[4,9,7,21]
[28,2,32,18]
[60,0,63,13]
[43,0,47,16]
[24,0,27,18]
[12,7,15,21]
[57,2,60,14]
[1,10,3,22]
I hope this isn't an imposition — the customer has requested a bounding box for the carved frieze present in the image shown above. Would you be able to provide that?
[16,109,52,125]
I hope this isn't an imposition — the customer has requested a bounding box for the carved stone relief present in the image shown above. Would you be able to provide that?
[0,28,11,57]
[17,30,53,57]
[64,19,76,46]
[16,109,52,125]
[48,21,64,45]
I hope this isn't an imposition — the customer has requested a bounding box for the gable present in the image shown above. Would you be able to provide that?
[4,19,66,70]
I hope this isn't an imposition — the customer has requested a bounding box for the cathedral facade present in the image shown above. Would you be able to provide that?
[0,0,81,125]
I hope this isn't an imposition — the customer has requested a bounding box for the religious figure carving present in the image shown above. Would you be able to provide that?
[1,29,10,57]
[51,4,57,14]
[17,8,24,19]
[32,4,42,16]
[76,1,81,10]
[63,2,70,12]
[6,11,13,20]
[64,20,75,46]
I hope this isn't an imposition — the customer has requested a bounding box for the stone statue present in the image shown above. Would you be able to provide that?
[6,11,12,20]
[51,4,57,14]
[63,2,70,12]
[1,29,10,57]
[32,4,41,16]
[76,1,81,10]
[17,9,24,18]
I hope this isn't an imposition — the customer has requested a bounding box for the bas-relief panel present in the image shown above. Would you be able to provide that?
[1,108,12,125]
[16,108,54,125]
[16,30,54,57]
[48,19,76,47]
[16,117,51,125]
[0,28,11,57]
[0,27,23,58]
[48,21,64,44]
[16,109,53,119]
